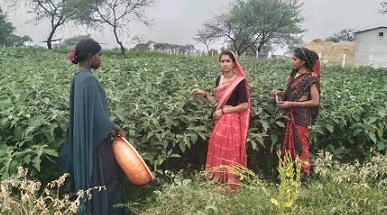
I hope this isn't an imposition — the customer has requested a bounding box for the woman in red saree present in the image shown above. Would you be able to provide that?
[271,47,320,176]
[192,50,250,190]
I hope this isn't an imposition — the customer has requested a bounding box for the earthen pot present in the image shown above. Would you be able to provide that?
[112,136,154,185]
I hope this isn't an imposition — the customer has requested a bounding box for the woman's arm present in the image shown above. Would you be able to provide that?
[222,102,249,113]
[213,102,249,120]
[277,83,319,108]
[294,83,319,107]
[191,89,216,102]
[270,89,285,97]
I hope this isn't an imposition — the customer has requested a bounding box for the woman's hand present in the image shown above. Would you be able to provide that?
[111,124,126,138]
[191,88,206,97]
[213,109,223,120]
[276,101,293,109]
[270,89,283,97]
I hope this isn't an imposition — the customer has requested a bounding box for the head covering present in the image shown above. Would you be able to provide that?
[312,59,321,81]
[294,47,321,80]
[218,50,248,79]
[217,50,250,107]
[229,50,247,79]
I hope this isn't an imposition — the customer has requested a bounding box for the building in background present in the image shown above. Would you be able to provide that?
[355,26,387,68]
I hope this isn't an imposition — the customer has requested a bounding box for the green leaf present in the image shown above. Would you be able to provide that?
[369,133,377,144]
[270,134,279,144]
[179,141,186,153]
[376,142,385,151]
[262,120,269,132]
[368,117,377,124]
[378,109,386,118]
[377,128,383,138]
[335,147,345,154]
[275,121,285,128]
[326,124,334,133]
[353,129,362,137]
[31,155,41,171]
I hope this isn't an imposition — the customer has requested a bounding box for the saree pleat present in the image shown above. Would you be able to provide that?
[206,112,245,184]
[282,112,312,175]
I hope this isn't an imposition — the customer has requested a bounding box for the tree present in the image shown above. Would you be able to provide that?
[193,30,215,56]
[0,7,17,46]
[131,43,150,51]
[54,34,92,48]
[326,29,357,42]
[200,0,304,56]
[380,2,387,14]
[0,7,32,47]
[151,42,195,55]
[131,40,155,51]
[5,0,98,49]
[14,35,33,47]
[87,0,154,55]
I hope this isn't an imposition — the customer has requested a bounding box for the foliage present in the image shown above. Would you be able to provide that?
[55,34,92,49]
[270,151,301,215]
[133,168,272,215]
[4,0,98,49]
[200,0,304,56]
[130,152,387,215]
[193,30,215,56]
[0,7,31,47]
[380,2,387,14]
[326,28,357,42]
[151,42,195,55]
[0,47,387,184]
[84,0,154,55]
[296,152,387,215]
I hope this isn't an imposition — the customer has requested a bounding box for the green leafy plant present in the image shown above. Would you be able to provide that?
[270,151,301,215]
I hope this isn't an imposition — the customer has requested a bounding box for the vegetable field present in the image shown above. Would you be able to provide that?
[0,47,386,182]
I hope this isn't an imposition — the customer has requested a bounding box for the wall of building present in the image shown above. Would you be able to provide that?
[355,28,387,67]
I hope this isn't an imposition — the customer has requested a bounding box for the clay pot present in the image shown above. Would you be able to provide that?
[112,137,154,185]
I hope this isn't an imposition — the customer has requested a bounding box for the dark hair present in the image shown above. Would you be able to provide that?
[293,47,319,73]
[219,50,236,63]
[71,38,101,64]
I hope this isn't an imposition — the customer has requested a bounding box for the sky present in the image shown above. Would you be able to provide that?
[1,0,386,51]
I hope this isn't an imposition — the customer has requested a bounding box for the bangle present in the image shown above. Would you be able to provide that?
[292,102,295,108]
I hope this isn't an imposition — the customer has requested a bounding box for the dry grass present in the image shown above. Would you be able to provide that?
[0,167,105,215]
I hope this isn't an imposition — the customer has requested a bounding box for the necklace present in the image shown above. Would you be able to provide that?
[224,73,235,79]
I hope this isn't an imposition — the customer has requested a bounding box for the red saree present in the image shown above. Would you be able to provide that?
[282,67,320,175]
[205,55,250,188]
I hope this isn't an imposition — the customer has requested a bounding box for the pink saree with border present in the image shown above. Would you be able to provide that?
[205,53,250,188]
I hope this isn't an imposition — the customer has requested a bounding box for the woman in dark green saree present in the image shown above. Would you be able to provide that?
[59,38,130,215]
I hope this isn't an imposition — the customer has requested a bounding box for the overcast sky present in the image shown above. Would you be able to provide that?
[1,0,386,50]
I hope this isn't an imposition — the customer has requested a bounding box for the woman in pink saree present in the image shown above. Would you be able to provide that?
[192,50,250,190]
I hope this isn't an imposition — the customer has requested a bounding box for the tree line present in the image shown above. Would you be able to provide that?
[1,0,386,55]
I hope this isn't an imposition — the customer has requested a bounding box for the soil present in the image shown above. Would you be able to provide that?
[303,39,356,65]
